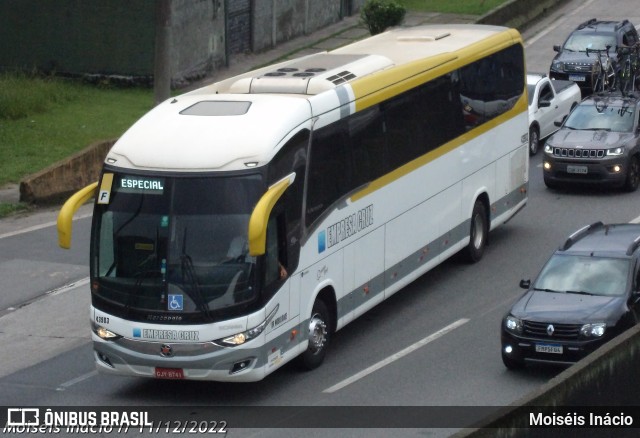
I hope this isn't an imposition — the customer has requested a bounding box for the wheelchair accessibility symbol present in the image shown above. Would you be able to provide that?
[168,294,184,311]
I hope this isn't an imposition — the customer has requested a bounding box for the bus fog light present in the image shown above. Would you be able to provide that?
[230,359,253,374]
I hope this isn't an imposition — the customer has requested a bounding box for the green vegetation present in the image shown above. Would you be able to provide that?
[361,0,407,35]
[0,1,509,218]
[401,0,505,15]
[0,73,153,186]
[0,73,153,216]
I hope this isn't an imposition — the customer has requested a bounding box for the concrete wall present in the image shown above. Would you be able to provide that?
[0,0,359,85]
[476,0,560,30]
[170,0,226,86]
[19,140,115,205]
[452,324,640,438]
[252,0,344,52]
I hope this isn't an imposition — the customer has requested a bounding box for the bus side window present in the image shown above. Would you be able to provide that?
[306,122,350,227]
[267,130,308,274]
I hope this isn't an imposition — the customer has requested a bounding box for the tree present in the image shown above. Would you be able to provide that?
[360,0,406,35]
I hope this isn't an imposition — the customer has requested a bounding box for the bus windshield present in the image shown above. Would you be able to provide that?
[91,171,265,324]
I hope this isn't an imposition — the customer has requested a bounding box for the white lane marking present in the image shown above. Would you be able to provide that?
[323,318,470,393]
[56,370,98,391]
[524,0,597,48]
[0,212,92,240]
[47,277,90,296]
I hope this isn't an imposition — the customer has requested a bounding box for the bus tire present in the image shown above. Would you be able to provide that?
[299,299,330,370]
[464,200,488,263]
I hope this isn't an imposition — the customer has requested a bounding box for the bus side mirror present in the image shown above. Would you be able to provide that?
[57,182,98,249]
[248,173,295,256]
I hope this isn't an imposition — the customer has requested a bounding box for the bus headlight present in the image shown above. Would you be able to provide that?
[215,305,279,347]
[580,323,606,338]
[93,325,122,341]
[505,316,523,334]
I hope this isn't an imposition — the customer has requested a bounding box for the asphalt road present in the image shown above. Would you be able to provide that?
[2,1,640,437]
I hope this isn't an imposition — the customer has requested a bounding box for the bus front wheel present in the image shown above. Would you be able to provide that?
[464,200,488,263]
[299,299,330,370]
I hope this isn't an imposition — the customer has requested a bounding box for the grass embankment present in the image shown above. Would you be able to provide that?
[401,0,505,15]
[0,73,153,215]
[0,0,508,218]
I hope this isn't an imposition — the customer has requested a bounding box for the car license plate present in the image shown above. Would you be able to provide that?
[567,165,588,174]
[535,344,563,354]
[569,74,586,82]
[155,367,184,379]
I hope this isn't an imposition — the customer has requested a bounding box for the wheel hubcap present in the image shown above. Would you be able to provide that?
[308,314,327,354]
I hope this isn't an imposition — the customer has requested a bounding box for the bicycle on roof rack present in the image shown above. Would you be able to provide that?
[587,45,617,93]
[617,42,640,94]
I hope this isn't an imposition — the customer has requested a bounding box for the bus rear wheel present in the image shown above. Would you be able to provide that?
[299,299,330,370]
[464,200,488,263]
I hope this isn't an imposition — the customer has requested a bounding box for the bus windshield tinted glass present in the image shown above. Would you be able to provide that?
[92,172,264,323]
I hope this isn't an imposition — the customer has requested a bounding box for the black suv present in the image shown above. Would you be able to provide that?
[501,222,640,369]
[542,92,640,191]
[549,19,640,95]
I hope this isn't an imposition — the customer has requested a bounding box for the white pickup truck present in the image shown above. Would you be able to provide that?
[527,73,581,155]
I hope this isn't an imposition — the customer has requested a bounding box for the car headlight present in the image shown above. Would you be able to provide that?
[606,147,624,156]
[214,305,279,347]
[580,323,606,338]
[505,316,523,334]
[551,60,565,71]
[544,143,554,154]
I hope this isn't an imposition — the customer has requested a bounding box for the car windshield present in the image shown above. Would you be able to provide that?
[534,254,630,296]
[563,101,635,132]
[563,33,617,52]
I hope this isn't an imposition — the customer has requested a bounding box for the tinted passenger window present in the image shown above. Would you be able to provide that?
[306,121,350,227]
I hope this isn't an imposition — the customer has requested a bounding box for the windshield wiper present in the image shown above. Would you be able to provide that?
[180,227,213,320]
[565,290,594,296]
[533,288,562,293]
[584,127,611,131]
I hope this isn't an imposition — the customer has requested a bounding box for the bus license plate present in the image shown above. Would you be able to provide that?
[567,165,588,174]
[569,74,586,82]
[155,367,184,379]
[535,344,563,354]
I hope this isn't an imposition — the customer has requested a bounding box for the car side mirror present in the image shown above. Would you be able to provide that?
[554,119,563,127]
[539,100,551,108]
[553,44,561,52]
[519,279,531,289]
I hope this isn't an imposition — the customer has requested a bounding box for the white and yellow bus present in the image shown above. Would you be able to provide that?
[58,23,528,382]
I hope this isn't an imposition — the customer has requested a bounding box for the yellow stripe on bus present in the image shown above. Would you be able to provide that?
[350,93,527,203]
[350,30,523,112]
